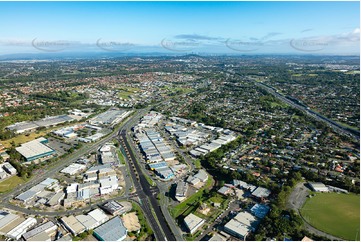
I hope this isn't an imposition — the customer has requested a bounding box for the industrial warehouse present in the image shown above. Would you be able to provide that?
[6,115,75,134]
[15,137,55,162]
[88,109,131,126]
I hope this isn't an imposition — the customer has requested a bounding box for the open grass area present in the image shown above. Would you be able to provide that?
[1,131,47,148]
[0,175,26,193]
[116,149,126,165]
[170,176,214,218]
[118,87,140,99]
[300,193,360,240]
[208,194,226,204]
[193,159,201,169]
[335,121,359,131]
[270,101,288,108]
[118,90,134,99]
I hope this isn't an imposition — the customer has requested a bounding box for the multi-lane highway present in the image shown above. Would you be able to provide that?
[255,81,360,141]
[123,129,184,240]
[229,71,359,141]
[119,129,176,241]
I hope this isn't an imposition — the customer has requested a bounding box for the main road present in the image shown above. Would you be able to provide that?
[119,128,177,241]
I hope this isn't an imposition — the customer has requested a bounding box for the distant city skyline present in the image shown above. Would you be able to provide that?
[0,1,359,55]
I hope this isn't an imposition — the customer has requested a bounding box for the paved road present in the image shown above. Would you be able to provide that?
[287,183,343,241]
[120,130,176,241]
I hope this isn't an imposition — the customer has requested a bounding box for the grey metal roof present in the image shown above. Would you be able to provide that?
[16,190,38,201]
[93,216,127,241]
[22,221,56,240]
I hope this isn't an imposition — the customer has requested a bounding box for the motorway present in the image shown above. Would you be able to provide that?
[254,81,360,141]
[230,71,359,141]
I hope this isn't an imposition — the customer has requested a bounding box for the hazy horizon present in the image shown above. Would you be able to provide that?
[0,1,359,55]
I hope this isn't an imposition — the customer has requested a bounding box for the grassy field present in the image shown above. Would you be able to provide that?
[1,131,47,148]
[300,193,360,240]
[118,87,140,99]
[193,159,201,169]
[0,176,26,193]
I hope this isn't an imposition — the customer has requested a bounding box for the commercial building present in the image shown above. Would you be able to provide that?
[6,115,74,134]
[33,115,74,128]
[6,122,38,134]
[2,162,17,175]
[224,211,258,240]
[308,182,329,192]
[57,234,72,241]
[47,191,65,206]
[0,211,20,232]
[74,209,109,231]
[61,163,87,175]
[208,232,229,241]
[61,216,85,235]
[251,187,271,199]
[26,231,51,241]
[99,176,119,195]
[93,216,127,241]
[99,145,117,165]
[250,204,270,219]
[15,137,55,162]
[22,221,57,241]
[175,181,188,202]
[187,169,208,186]
[137,112,162,128]
[154,166,174,180]
[75,215,98,231]
[148,162,168,170]
[100,201,127,216]
[89,109,130,126]
[6,217,37,240]
[52,127,77,139]
[184,213,205,234]
[16,178,59,204]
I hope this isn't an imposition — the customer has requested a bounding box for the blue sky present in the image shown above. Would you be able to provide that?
[0,1,359,55]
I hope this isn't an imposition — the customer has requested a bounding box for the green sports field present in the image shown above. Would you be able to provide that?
[300,193,360,240]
